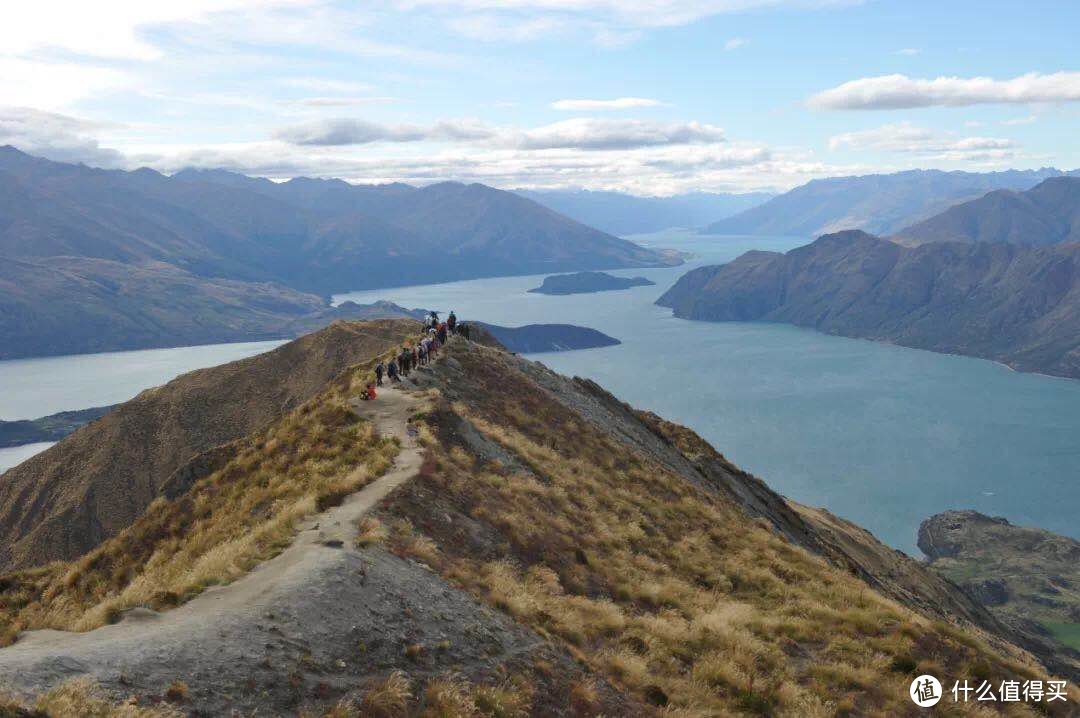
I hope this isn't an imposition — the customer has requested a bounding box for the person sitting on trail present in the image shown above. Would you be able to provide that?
[374,361,385,386]
[387,359,400,382]
[447,311,457,334]
[362,383,377,400]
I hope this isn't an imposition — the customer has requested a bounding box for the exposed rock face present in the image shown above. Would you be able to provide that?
[656,230,1080,379]
[527,270,655,295]
[920,510,1080,657]
[894,176,1080,246]
[0,320,420,571]
[473,322,620,353]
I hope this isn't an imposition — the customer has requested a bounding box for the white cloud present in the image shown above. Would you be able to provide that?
[405,0,855,45]
[809,72,1080,110]
[724,37,748,51]
[827,121,1018,162]
[274,118,496,145]
[0,106,126,166]
[551,97,662,111]
[0,58,128,110]
[0,1,314,61]
[401,1,856,30]
[274,116,726,150]
[132,139,809,194]
[895,48,920,56]
[517,118,724,149]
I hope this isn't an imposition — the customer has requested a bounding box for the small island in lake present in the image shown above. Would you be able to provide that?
[474,323,620,353]
[528,271,655,295]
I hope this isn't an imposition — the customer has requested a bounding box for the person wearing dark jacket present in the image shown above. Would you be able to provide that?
[387,359,400,382]
[447,311,457,334]
[374,361,385,386]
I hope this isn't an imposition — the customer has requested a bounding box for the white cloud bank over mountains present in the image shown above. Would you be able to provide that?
[828,122,1018,163]
[274,117,727,150]
[810,71,1080,110]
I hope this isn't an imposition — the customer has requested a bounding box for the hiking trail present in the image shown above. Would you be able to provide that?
[0,378,526,712]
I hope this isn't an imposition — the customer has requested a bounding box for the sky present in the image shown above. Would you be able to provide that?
[1,0,1079,195]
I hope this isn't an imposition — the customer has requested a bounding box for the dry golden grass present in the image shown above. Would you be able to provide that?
[0,678,182,717]
[0,353,402,637]
[355,516,389,548]
[320,672,531,718]
[381,348,1077,717]
[356,670,412,717]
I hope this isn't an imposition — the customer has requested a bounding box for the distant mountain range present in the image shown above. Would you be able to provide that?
[518,188,774,235]
[0,146,674,358]
[893,176,1080,246]
[658,229,1080,379]
[703,168,1079,238]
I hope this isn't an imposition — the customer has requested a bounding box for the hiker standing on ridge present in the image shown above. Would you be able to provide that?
[374,361,385,386]
[437,322,448,345]
[387,358,400,382]
[448,311,457,335]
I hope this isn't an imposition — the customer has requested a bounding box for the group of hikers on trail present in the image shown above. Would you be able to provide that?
[366,311,470,399]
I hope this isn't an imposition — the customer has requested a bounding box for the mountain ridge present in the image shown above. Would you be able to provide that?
[703,167,1078,238]
[0,321,1075,712]
[657,230,1080,379]
[893,176,1080,246]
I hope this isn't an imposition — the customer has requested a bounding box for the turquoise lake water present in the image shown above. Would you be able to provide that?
[334,230,1080,555]
[2,230,1077,555]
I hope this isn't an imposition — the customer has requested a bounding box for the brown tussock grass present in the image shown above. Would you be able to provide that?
[381,348,1075,717]
[0,352,403,637]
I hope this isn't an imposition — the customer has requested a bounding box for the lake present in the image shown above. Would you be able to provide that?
[2,230,1078,554]
[0,340,284,472]
[333,230,1080,555]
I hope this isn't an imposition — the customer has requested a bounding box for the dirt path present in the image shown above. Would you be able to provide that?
[0,381,482,711]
